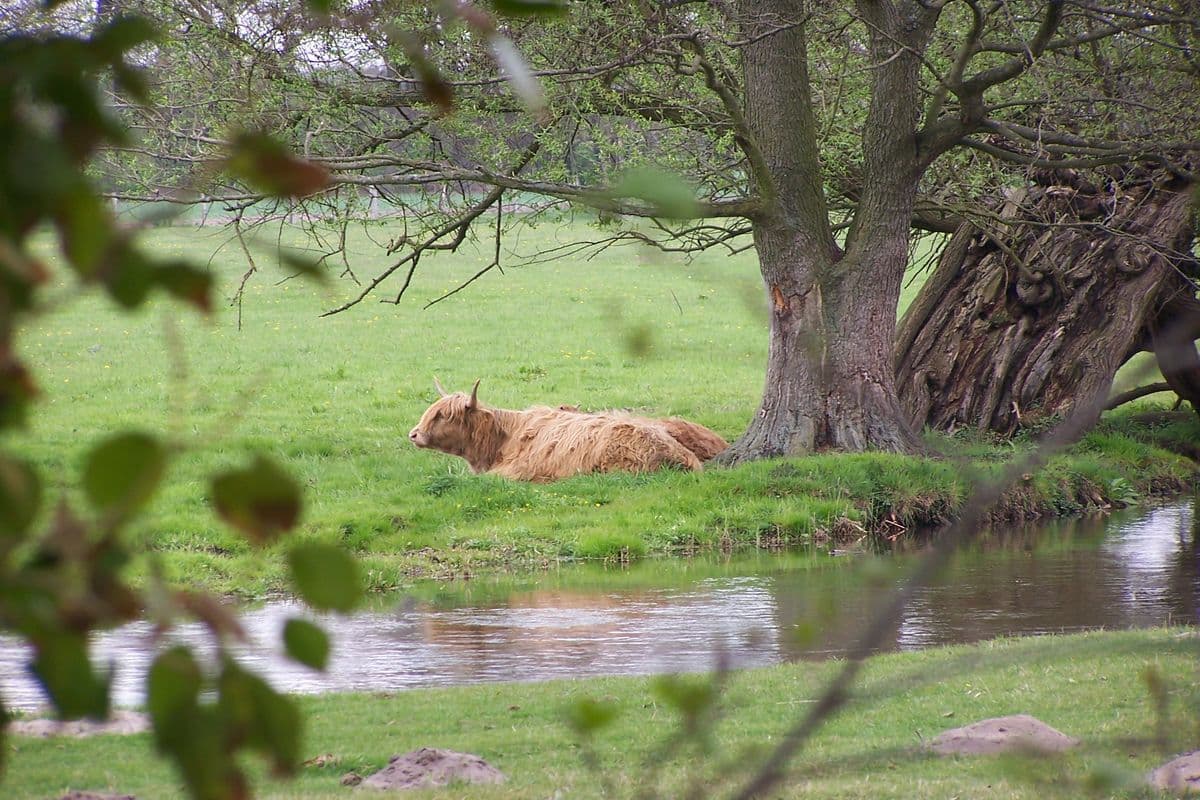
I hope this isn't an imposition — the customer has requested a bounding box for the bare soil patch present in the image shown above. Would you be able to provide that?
[930,714,1079,755]
[9,710,150,738]
[359,747,505,791]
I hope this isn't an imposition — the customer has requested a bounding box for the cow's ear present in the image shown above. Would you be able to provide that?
[467,379,480,410]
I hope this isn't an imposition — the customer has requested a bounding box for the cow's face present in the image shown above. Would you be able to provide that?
[409,394,475,456]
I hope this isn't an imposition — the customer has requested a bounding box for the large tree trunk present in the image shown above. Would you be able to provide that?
[726,222,828,459]
[823,247,928,454]
[896,166,1199,435]
[721,227,927,464]
[717,1,931,464]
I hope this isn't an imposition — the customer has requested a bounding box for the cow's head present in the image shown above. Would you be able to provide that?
[409,379,502,470]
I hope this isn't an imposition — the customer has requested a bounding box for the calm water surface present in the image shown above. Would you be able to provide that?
[2,497,1196,711]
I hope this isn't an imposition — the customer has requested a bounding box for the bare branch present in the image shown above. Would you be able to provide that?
[961,136,1189,174]
[922,0,986,133]
[330,170,763,219]
[960,0,1064,94]
[320,139,544,316]
[982,119,1200,156]
[1105,381,1174,409]
[682,33,777,208]
[230,213,259,332]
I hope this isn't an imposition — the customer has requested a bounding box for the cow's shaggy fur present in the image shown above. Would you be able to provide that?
[410,386,707,482]
[657,417,728,461]
[557,404,727,461]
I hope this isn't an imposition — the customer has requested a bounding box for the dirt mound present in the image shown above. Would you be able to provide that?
[1150,751,1200,793]
[359,748,505,791]
[930,714,1079,755]
[10,710,150,738]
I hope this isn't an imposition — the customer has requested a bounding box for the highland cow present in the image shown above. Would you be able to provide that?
[409,380,707,482]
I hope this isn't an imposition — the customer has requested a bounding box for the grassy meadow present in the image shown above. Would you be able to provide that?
[13,216,1200,597]
[6,628,1199,799]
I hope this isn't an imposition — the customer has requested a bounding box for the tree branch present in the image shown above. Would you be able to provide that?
[922,0,986,134]
[319,140,542,316]
[330,170,763,219]
[960,0,1063,94]
[682,33,777,208]
[1105,381,1174,410]
[960,136,1179,172]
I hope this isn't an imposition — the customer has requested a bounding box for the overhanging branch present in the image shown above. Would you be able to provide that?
[1105,382,1174,410]
[330,171,763,219]
[319,140,543,316]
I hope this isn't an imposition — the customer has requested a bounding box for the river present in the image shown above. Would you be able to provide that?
[1,497,1196,711]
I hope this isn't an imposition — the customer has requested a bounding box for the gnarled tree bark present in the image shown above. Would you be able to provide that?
[897,165,1199,435]
[716,0,934,464]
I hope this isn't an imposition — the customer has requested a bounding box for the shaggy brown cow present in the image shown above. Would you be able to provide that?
[556,404,727,461]
[409,380,704,482]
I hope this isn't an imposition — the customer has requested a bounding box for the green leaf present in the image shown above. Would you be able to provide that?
[282,618,330,670]
[83,431,166,516]
[491,0,568,16]
[154,260,213,311]
[147,649,234,799]
[218,659,302,775]
[565,697,618,735]
[305,0,334,12]
[652,674,717,719]
[102,246,156,309]
[790,619,819,647]
[111,61,150,104]
[287,543,361,612]
[93,15,159,61]
[211,456,302,545]
[227,132,330,198]
[147,646,202,745]
[254,686,302,777]
[56,186,114,277]
[622,321,654,357]
[0,358,37,430]
[609,168,699,219]
[31,633,110,719]
[0,701,8,775]
[0,456,41,539]
[277,249,328,285]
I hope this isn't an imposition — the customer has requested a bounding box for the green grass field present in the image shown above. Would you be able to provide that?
[6,629,1198,799]
[13,217,1199,596]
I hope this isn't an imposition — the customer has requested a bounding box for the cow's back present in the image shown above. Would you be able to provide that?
[493,408,702,481]
[660,418,727,461]
[557,406,727,462]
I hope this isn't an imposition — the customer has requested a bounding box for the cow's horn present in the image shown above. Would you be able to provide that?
[433,376,448,398]
[467,379,480,410]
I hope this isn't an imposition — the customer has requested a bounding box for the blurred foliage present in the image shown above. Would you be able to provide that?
[0,0,694,796]
[0,0,566,792]
[0,4,365,798]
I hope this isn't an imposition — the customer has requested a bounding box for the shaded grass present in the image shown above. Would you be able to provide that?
[12,221,1199,597]
[6,629,1198,799]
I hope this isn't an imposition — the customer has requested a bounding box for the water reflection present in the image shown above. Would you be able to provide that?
[1,497,1195,711]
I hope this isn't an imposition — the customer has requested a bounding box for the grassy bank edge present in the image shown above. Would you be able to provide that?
[135,407,1199,599]
[6,628,1198,799]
